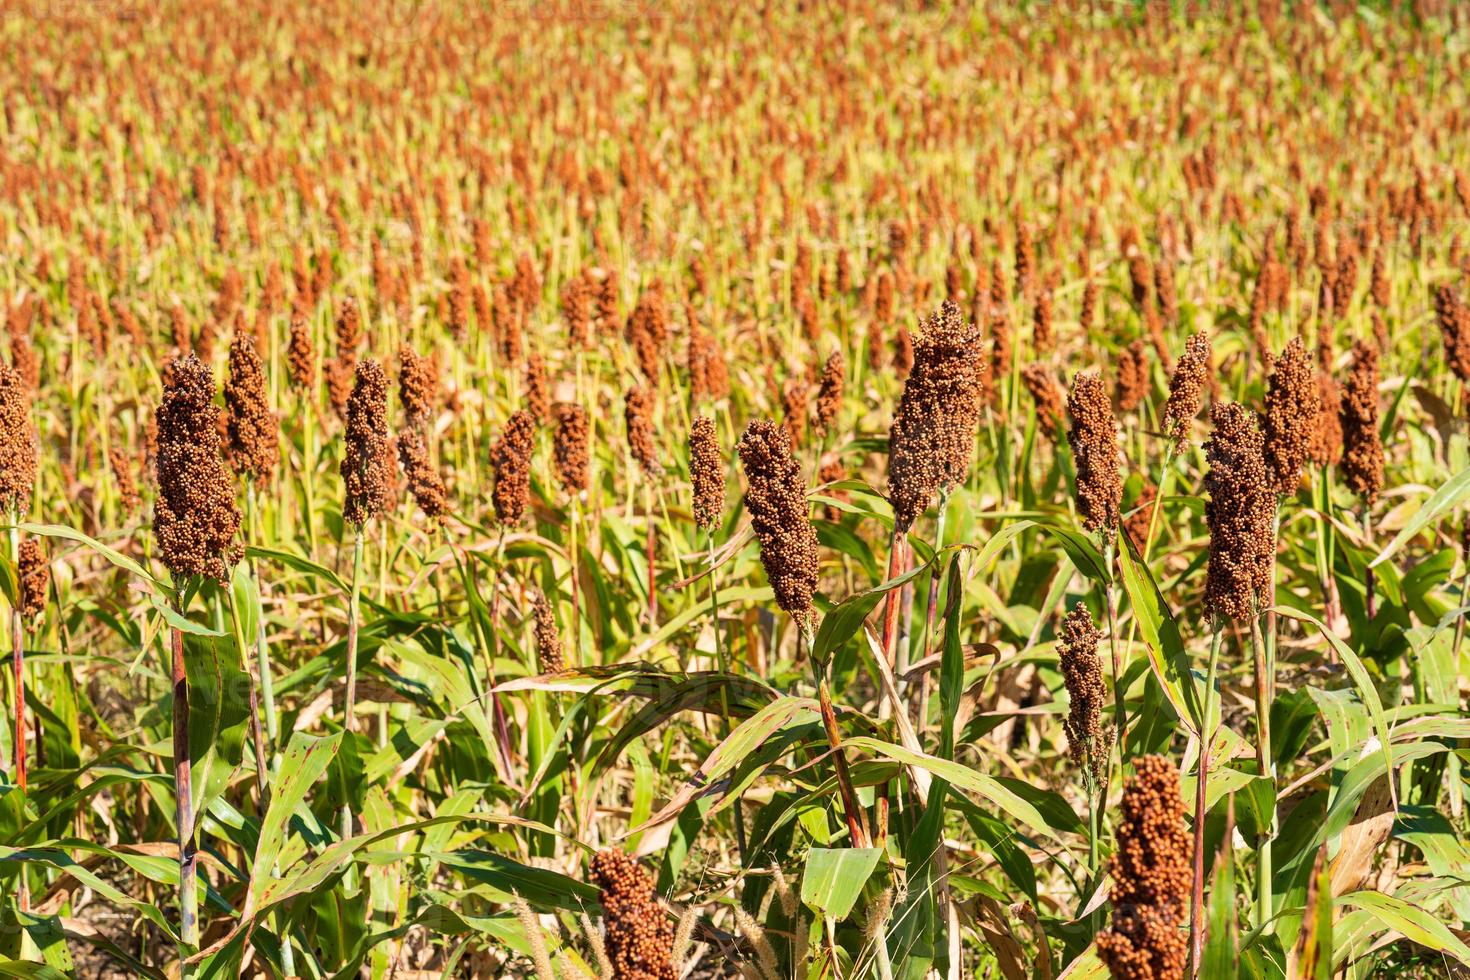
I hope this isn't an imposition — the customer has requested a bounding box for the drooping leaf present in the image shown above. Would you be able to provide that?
[800,847,882,921]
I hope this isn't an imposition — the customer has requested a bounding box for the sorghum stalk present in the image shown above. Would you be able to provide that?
[7,511,23,911]
[170,601,198,963]
[153,353,242,970]
[912,488,953,728]
[225,580,268,803]
[246,486,279,760]
[341,526,363,840]
[809,623,869,848]
[1189,627,1223,974]
[918,487,950,667]
[246,495,295,977]
[1103,538,1124,753]
[706,525,746,859]
[1250,609,1273,929]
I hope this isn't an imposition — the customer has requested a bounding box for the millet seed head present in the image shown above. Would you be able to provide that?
[589,849,676,980]
[886,300,985,532]
[737,419,820,626]
[531,588,565,674]
[625,386,659,476]
[224,333,278,483]
[1340,339,1384,505]
[814,350,845,437]
[1203,402,1275,623]
[287,313,315,390]
[552,402,590,496]
[397,344,438,431]
[491,409,537,526]
[1262,337,1318,496]
[1163,331,1211,452]
[689,415,725,532]
[341,358,394,528]
[396,427,447,523]
[1116,339,1150,413]
[1057,603,1110,782]
[1021,362,1064,442]
[1067,370,1122,534]
[1095,754,1191,980]
[154,353,243,582]
[17,537,48,624]
[0,359,36,513]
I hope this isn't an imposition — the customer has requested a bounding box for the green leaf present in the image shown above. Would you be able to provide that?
[841,737,1063,841]
[1368,467,1470,569]
[183,633,252,829]
[151,595,226,637]
[937,556,965,759]
[248,731,343,911]
[1337,890,1470,967]
[247,544,349,594]
[1199,828,1238,979]
[0,961,70,979]
[1118,536,1202,730]
[21,522,161,589]
[810,551,940,663]
[1035,522,1110,583]
[15,912,74,975]
[628,696,821,835]
[1274,607,1392,804]
[0,846,179,942]
[800,847,882,921]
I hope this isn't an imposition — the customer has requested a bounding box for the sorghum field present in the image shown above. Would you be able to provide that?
[2,1,1470,977]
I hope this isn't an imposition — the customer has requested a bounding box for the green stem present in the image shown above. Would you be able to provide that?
[1189,627,1223,975]
[8,513,25,911]
[170,590,197,973]
[808,623,868,848]
[226,584,270,806]
[341,528,364,842]
[1250,610,1274,930]
[706,527,746,860]
[1103,536,1124,756]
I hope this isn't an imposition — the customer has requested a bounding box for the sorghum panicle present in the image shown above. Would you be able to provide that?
[689,415,725,532]
[155,353,242,581]
[1262,337,1318,495]
[887,301,985,531]
[341,359,394,528]
[1163,332,1211,452]
[1203,402,1274,623]
[1096,755,1192,980]
[1340,340,1384,505]
[1058,603,1110,782]
[224,334,278,482]
[492,410,537,525]
[590,850,676,980]
[736,419,820,625]
[1067,370,1122,533]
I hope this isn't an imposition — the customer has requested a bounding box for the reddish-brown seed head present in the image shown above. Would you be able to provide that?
[492,410,537,526]
[689,415,724,532]
[1203,402,1274,623]
[154,353,243,581]
[737,419,820,626]
[1096,755,1192,980]
[224,334,278,483]
[341,359,394,528]
[887,301,985,531]
[1067,370,1122,533]
[1340,340,1384,505]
